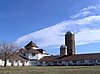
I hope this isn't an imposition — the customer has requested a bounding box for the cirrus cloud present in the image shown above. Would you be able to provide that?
[15,4,100,51]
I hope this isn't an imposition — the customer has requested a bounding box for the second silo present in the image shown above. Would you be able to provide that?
[60,45,67,56]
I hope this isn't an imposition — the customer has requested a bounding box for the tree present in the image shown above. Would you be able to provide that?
[0,42,18,67]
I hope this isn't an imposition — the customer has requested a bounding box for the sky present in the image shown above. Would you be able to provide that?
[1,0,100,55]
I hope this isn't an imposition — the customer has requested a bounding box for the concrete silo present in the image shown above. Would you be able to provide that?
[60,45,67,56]
[65,31,75,56]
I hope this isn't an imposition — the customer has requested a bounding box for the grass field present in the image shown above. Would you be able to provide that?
[0,66,100,74]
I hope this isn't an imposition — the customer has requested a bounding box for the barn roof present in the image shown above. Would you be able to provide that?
[38,56,59,62]
[38,53,100,62]
[60,53,100,61]
[25,41,38,48]
[0,53,28,61]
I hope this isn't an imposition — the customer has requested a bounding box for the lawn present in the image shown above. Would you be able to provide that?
[0,66,100,74]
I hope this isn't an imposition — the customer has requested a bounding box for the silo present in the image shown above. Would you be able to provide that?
[65,31,75,56]
[60,45,67,56]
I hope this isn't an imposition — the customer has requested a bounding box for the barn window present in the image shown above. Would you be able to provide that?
[9,60,12,63]
[32,53,35,56]
[40,61,43,64]
[80,60,84,63]
[45,61,48,64]
[59,61,62,63]
[15,60,18,63]
[73,60,77,63]
[23,53,26,56]
[97,60,100,62]
[89,60,96,63]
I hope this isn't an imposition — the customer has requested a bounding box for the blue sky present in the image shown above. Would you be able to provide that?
[1,0,100,55]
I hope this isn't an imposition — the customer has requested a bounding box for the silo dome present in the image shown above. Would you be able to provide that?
[60,45,67,49]
[66,31,74,34]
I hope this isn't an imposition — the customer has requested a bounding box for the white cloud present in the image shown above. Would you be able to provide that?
[71,4,100,18]
[81,5,100,12]
[15,15,100,50]
[76,15,100,25]
[15,4,100,53]
[76,28,100,45]
[71,11,92,18]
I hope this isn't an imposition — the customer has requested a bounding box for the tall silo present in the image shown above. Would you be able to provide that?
[65,31,75,56]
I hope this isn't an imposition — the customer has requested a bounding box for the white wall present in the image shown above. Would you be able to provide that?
[0,59,4,66]
[1,58,100,66]
[37,54,47,60]
[24,61,31,66]
[63,59,100,66]
[7,60,12,66]
[28,53,38,60]
[28,53,49,60]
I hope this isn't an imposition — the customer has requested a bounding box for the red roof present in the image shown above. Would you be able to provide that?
[38,56,59,62]
[59,53,100,61]
[0,53,27,61]
[38,53,100,62]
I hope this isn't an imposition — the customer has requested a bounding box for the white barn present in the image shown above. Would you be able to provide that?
[0,41,49,66]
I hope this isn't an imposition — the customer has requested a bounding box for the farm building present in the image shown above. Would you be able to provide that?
[38,31,100,66]
[0,31,100,66]
[0,41,49,66]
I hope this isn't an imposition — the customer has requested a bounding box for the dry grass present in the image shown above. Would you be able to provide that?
[0,66,100,74]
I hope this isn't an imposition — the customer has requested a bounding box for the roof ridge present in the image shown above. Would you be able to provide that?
[25,41,38,48]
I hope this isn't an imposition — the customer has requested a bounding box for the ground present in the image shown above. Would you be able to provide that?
[0,66,100,74]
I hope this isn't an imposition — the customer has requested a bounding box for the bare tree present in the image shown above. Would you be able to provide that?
[0,42,18,67]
